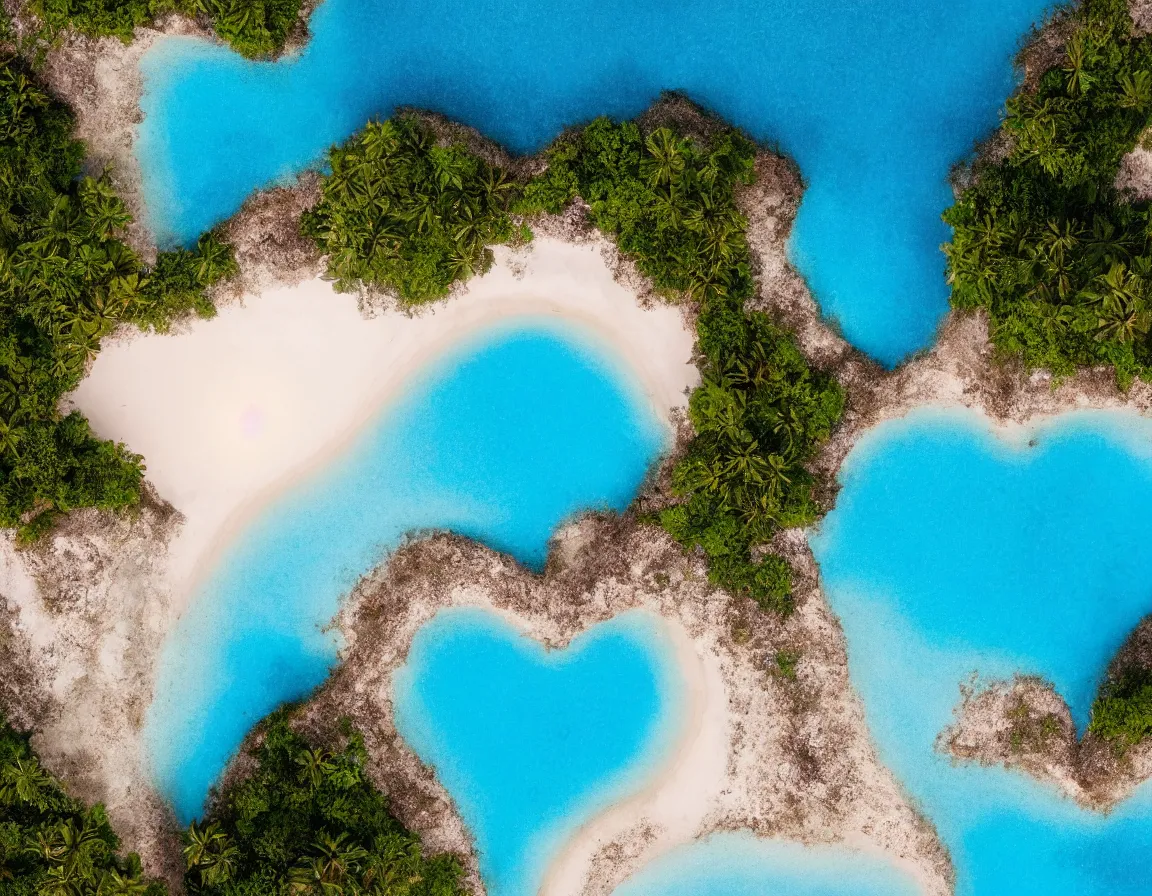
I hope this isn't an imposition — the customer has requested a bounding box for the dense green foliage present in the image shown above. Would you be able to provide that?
[184,711,465,896]
[28,0,303,59]
[1089,670,1152,747]
[0,715,165,895]
[523,118,844,613]
[945,0,1152,381]
[0,59,234,538]
[303,116,523,305]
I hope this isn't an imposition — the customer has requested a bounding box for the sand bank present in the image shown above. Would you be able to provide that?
[70,236,698,606]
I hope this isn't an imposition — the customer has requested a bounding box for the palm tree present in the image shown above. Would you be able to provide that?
[0,418,20,458]
[286,833,369,895]
[1063,34,1095,96]
[360,835,423,896]
[295,747,336,790]
[95,867,151,896]
[1119,70,1152,109]
[641,128,686,188]
[1080,262,1152,343]
[184,821,239,887]
[194,233,235,285]
[40,863,87,896]
[0,755,53,807]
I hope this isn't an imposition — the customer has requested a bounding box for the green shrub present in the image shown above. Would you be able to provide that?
[302,116,521,304]
[525,117,844,613]
[184,711,465,896]
[186,0,303,58]
[0,714,165,895]
[28,0,304,59]
[945,0,1152,382]
[0,60,234,538]
[1089,670,1152,746]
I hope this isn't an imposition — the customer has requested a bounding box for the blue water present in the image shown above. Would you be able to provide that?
[810,409,1152,894]
[143,321,669,821]
[393,608,682,896]
[610,833,920,896]
[136,0,1056,366]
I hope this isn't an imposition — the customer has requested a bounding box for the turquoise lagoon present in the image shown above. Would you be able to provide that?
[144,321,670,822]
[810,409,1152,894]
[138,0,1055,366]
[610,833,919,896]
[393,608,682,896]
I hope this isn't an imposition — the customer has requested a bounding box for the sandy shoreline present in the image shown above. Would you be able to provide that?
[70,236,697,609]
[538,620,729,896]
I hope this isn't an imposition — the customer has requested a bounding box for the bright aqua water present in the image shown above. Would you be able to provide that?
[137,0,1055,366]
[810,409,1152,894]
[393,608,682,896]
[144,321,669,822]
[609,832,919,896]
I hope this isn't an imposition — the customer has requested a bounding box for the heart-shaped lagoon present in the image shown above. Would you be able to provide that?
[393,608,684,896]
[811,408,1152,893]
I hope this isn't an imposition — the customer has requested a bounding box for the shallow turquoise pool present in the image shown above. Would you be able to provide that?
[810,409,1152,894]
[137,0,1054,366]
[610,833,920,896]
[393,608,682,896]
[144,321,669,821]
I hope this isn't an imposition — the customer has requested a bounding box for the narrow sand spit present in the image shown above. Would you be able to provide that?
[537,621,728,896]
[70,236,698,610]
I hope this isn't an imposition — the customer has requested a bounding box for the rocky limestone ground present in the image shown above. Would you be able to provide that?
[941,620,1152,811]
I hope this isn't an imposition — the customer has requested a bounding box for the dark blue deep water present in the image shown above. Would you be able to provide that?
[137,0,1055,365]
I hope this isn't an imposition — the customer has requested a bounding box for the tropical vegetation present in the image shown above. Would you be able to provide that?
[1089,669,1152,747]
[302,115,523,305]
[26,0,303,59]
[945,0,1152,382]
[0,58,234,540]
[0,713,165,895]
[521,118,844,613]
[183,711,465,896]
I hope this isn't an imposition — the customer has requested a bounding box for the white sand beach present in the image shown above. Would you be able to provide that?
[70,236,699,606]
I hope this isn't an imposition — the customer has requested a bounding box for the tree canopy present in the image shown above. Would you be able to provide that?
[945,0,1152,382]
[1090,669,1152,747]
[522,118,844,613]
[26,0,303,59]
[302,116,523,305]
[184,711,466,896]
[0,58,234,539]
[1,714,165,896]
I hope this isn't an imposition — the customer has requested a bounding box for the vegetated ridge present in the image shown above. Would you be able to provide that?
[304,112,844,614]
[946,0,1152,384]
[182,711,466,896]
[1,713,167,894]
[0,57,233,541]
[1,709,464,896]
[16,0,304,60]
